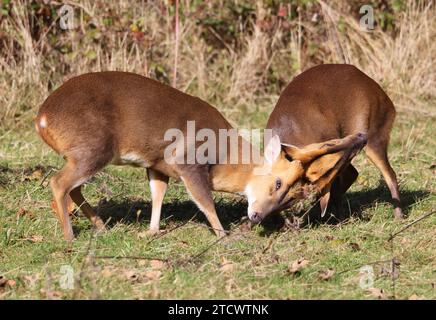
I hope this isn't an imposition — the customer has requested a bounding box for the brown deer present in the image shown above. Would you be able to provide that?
[267,64,403,219]
[35,71,366,241]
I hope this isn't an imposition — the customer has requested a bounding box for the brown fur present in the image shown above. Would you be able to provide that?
[36,71,367,241]
[266,64,403,219]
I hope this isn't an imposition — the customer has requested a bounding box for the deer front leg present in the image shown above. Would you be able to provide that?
[180,168,226,237]
[146,169,169,235]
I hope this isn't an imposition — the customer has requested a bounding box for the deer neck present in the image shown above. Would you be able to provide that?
[209,162,257,194]
[209,136,264,194]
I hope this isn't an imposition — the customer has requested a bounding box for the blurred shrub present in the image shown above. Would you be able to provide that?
[0,0,434,129]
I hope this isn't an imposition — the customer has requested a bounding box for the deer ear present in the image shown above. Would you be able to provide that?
[264,135,282,165]
[307,155,341,218]
[280,143,299,161]
[281,134,364,164]
[319,191,331,218]
[281,142,327,163]
[305,153,343,182]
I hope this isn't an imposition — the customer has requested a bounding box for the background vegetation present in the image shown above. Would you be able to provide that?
[0,0,434,299]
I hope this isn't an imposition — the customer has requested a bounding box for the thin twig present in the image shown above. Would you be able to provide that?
[72,228,95,299]
[262,231,281,254]
[172,236,224,267]
[172,0,179,88]
[144,212,199,245]
[336,259,392,276]
[39,168,55,187]
[385,210,436,299]
[388,210,436,241]
[389,237,396,299]
[92,213,199,261]
[95,255,168,262]
[170,210,251,266]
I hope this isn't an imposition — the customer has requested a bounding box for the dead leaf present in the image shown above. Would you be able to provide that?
[40,288,62,300]
[6,279,16,287]
[63,247,73,254]
[288,258,309,275]
[319,268,335,281]
[0,276,15,288]
[31,169,43,179]
[349,242,360,251]
[239,220,252,232]
[145,270,162,280]
[137,231,148,239]
[409,294,425,300]
[220,257,235,273]
[367,288,388,300]
[124,270,140,282]
[178,240,189,247]
[17,208,35,219]
[21,168,44,182]
[150,260,165,270]
[101,267,115,278]
[26,235,44,243]
[23,275,39,287]
[329,239,345,247]
[400,238,410,245]
[282,217,301,231]
[137,229,164,239]
[137,259,147,267]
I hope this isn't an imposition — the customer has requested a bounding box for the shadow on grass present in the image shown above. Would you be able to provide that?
[75,182,430,237]
[94,197,249,232]
[301,183,430,228]
[257,184,430,236]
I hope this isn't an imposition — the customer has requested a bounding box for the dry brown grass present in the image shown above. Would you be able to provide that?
[319,0,435,115]
[0,0,434,130]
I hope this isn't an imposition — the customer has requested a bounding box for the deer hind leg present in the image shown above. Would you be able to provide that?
[70,185,105,231]
[365,141,404,219]
[146,168,169,235]
[50,161,88,241]
[180,167,226,237]
[50,151,111,241]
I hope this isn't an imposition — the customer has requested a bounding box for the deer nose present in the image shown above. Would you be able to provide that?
[249,212,262,223]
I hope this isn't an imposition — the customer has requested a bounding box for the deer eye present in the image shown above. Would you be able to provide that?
[275,178,282,191]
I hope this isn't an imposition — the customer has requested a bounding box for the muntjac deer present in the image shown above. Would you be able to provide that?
[267,64,403,219]
[35,71,366,241]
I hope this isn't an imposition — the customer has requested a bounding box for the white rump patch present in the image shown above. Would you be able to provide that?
[39,115,47,129]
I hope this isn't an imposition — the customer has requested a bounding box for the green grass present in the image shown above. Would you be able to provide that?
[0,111,435,299]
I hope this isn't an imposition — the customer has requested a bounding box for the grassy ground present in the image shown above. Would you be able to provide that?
[0,110,434,300]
